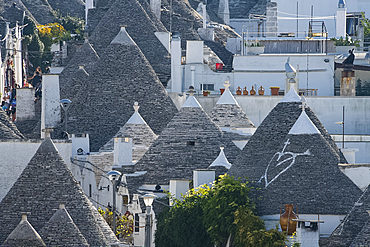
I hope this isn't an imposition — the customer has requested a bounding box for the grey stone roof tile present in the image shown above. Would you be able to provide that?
[0,138,118,246]
[99,103,158,161]
[47,0,85,19]
[0,109,24,139]
[59,40,99,100]
[39,205,89,247]
[189,0,264,19]
[210,104,255,129]
[350,219,370,247]
[20,0,56,24]
[254,132,362,215]
[134,99,240,185]
[2,215,46,247]
[160,0,237,66]
[89,0,170,85]
[228,102,347,182]
[323,186,370,247]
[56,28,177,151]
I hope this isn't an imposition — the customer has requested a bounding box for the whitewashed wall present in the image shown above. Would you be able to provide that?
[197,95,370,135]
[262,214,345,238]
[275,0,370,38]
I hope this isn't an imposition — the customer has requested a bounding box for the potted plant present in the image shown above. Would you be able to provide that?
[331,36,360,54]
[203,90,210,96]
[245,40,265,55]
[270,86,280,95]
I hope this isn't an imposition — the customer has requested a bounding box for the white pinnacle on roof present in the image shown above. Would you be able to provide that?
[280,87,301,103]
[289,109,320,135]
[182,88,202,108]
[126,102,147,124]
[111,26,135,46]
[209,147,232,169]
[216,81,239,105]
[285,57,297,76]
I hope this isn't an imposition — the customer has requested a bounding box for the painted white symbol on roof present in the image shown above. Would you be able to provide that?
[259,139,312,188]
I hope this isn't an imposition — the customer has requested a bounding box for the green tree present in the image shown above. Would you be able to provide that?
[202,175,253,246]
[155,175,287,247]
[98,207,134,242]
[155,186,213,247]
[361,12,370,39]
[234,206,286,247]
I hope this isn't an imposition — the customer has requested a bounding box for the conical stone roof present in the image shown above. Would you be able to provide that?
[2,215,46,247]
[254,111,362,216]
[60,65,89,105]
[323,186,370,247]
[39,204,89,247]
[0,138,118,246]
[210,82,255,130]
[100,102,158,161]
[134,94,240,185]
[351,220,370,247]
[89,0,170,84]
[59,40,99,100]
[63,27,177,151]
[47,0,85,20]
[228,96,347,181]
[0,109,24,139]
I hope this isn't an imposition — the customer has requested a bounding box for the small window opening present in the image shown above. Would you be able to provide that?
[186,141,195,146]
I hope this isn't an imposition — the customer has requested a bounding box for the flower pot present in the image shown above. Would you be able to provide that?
[270,87,280,95]
[250,86,256,95]
[258,86,265,95]
[243,87,248,95]
[280,204,298,235]
[220,88,225,95]
[236,86,242,95]
[203,91,210,96]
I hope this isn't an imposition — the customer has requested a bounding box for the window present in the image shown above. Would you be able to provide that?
[89,184,92,198]
[186,141,195,146]
[201,84,215,91]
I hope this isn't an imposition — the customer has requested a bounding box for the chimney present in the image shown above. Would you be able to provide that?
[150,0,161,19]
[340,68,356,96]
[336,0,347,38]
[193,169,215,191]
[85,0,94,25]
[113,137,133,167]
[295,219,324,247]
[266,2,278,37]
[202,3,207,29]
[171,32,182,93]
[41,74,61,138]
[186,41,204,64]
[218,0,230,25]
[71,133,90,156]
[285,57,299,94]
[169,179,190,205]
[16,88,36,121]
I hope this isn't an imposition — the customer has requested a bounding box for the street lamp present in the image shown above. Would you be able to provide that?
[107,170,122,235]
[143,193,156,247]
[60,99,72,137]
